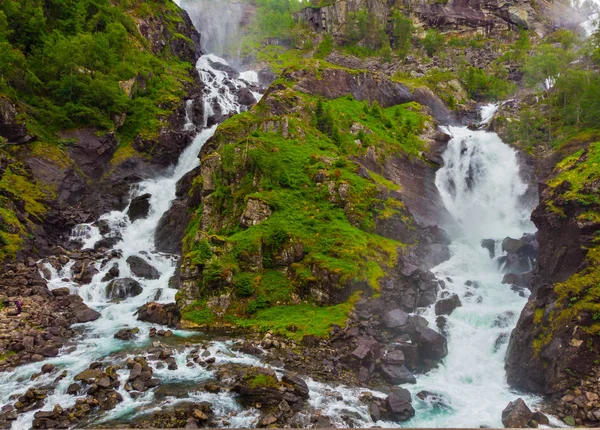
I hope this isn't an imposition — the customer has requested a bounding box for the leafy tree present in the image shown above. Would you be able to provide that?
[391,10,413,58]
[422,29,445,57]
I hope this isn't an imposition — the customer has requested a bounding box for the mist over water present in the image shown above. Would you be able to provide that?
[176,0,247,55]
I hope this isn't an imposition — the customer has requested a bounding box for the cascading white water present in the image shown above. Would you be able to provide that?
[0,55,264,430]
[396,116,542,427]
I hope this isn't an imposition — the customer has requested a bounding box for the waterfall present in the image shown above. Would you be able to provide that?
[397,113,543,427]
[0,56,261,430]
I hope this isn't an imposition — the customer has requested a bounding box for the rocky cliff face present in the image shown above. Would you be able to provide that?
[295,0,585,38]
[506,141,600,425]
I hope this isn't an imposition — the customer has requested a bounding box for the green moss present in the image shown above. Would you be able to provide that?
[548,142,600,207]
[248,374,278,389]
[181,300,215,326]
[0,351,15,362]
[229,296,359,340]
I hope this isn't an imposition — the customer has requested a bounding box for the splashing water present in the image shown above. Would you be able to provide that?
[398,109,542,427]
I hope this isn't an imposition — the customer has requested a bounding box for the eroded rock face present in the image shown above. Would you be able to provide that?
[506,171,600,395]
[240,198,272,227]
[136,302,181,328]
[289,67,456,125]
[294,0,586,38]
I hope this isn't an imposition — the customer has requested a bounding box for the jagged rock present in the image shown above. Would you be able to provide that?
[383,308,410,330]
[126,256,160,280]
[385,392,415,422]
[136,302,181,328]
[501,398,533,428]
[101,263,120,282]
[127,194,151,222]
[435,294,462,316]
[379,364,416,385]
[383,350,405,366]
[411,327,448,368]
[240,198,272,227]
[106,278,143,300]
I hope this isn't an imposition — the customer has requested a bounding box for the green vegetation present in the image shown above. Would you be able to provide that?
[231,299,358,340]
[248,373,278,389]
[0,350,15,362]
[0,0,194,142]
[180,80,430,339]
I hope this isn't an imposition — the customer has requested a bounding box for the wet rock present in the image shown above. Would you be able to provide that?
[106,278,143,300]
[127,193,151,222]
[114,327,140,340]
[411,327,448,369]
[101,263,120,282]
[501,398,533,428]
[416,391,449,408]
[126,256,160,280]
[67,383,81,395]
[237,87,257,106]
[75,308,101,323]
[41,364,55,374]
[435,294,462,316]
[380,364,417,384]
[136,302,181,328]
[75,368,103,382]
[385,392,415,422]
[281,373,310,399]
[481,239,496,258]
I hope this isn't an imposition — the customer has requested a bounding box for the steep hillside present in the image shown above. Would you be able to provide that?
[0,0,203,261]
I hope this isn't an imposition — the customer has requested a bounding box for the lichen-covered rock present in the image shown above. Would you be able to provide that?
[240,198,272,227]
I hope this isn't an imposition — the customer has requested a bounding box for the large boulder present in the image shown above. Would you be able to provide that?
[435,294,462,316]
[384,392,415,422]
[127,194,151,222]
[106,278,143,300]
[383,308,410,330]
[411,327,448,369]
[379,364,416,385]
[501,398,533,428]
[237,87,257,106]
[126,256,160,280]
[136,302,181,328]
